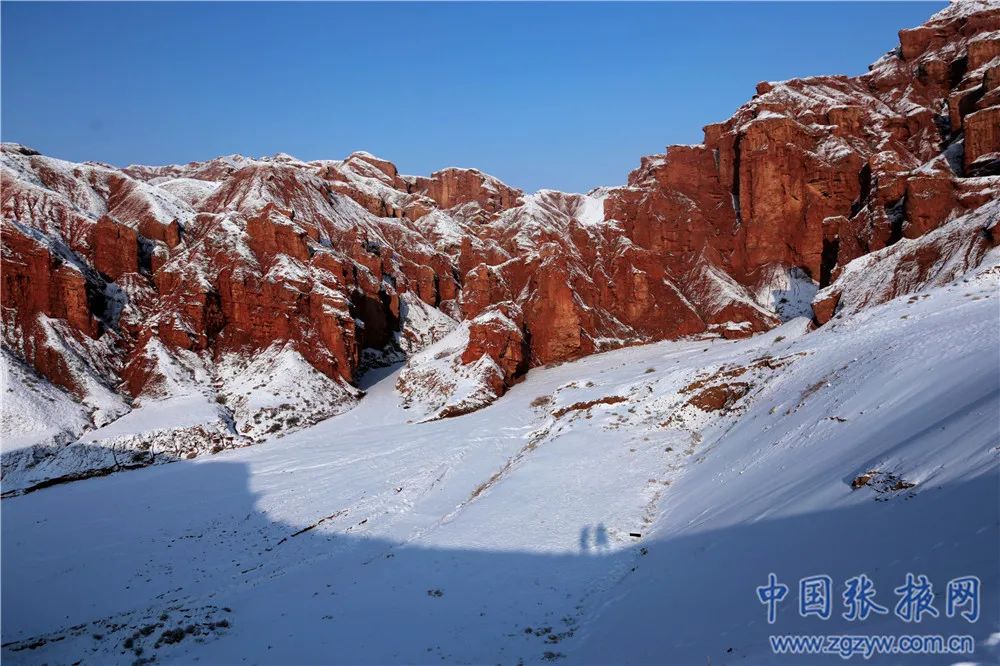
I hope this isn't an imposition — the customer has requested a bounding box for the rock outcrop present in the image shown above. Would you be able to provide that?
[2,1,998,451]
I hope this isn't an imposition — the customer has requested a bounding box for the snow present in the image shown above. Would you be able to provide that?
[155,176,221,206]
[0,350,89,454]
[123,153,260,183]
[751,265,819,321]
[4,219,89,274]
[1,146,197,231]
[689,259,777,322]
[76,395,224,445]
[2,265,997,664]
[969,29,1000,44]
[395,320,501,419]
[754,109,787,121]
[491,190,616,256]
[573,191,607,226]
[0,335,368,495]
[1,334,235,495]
[216,344,361,441]
[36,316,129,426]
[813,134,857,162]
[572,277,1000,664]
[264,253,310,285]
[408,209,469,255]
[929,0,999,23]
[396,292,459,354]
[815,198,1000,320]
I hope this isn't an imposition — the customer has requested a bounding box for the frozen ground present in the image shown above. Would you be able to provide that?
[2,270,998,665]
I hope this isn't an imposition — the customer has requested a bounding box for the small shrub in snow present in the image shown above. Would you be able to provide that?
[530,395,552,408]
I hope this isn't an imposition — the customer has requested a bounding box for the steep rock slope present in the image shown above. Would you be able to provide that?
[1,2,998,486]
[2,259,996,665]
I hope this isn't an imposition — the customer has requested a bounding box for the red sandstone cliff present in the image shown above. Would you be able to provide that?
[2,1,997,438]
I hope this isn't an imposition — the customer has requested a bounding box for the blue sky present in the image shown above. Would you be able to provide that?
[2,2,944,192]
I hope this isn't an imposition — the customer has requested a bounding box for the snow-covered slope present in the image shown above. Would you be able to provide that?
[4,0,999,486]
[0,350,90,455]
[3,264,997,665]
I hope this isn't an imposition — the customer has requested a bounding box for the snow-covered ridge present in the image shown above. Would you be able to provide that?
[929,0,999,22]
[3,1,999,497]
[2,3,999,660]
[2,137,804,490]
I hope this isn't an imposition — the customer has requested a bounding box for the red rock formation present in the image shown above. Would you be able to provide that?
[413,168,523,214]
[811,291,841,326]
[461,306,527,394]
[965,106,1000,174]
[91,216,139,281]
[1,1,997,424]
[1,221,98,395]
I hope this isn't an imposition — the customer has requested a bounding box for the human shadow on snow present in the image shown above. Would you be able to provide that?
[2,457,997,666]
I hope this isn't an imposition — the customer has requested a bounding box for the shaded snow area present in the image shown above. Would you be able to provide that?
[2,270,999,665]
[0,381,239,497]
[751,265,819,321]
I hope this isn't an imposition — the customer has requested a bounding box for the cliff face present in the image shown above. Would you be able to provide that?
[2,2,998,452]
[608,1,999,312]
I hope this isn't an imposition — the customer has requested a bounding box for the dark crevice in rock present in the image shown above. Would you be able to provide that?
[851,163,873,218]
[886,198,906,246]
[820,236,840,289]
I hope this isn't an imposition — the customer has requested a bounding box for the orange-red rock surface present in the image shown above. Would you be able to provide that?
[2,2,997,421]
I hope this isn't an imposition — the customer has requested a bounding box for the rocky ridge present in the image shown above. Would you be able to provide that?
[2,1,998,491]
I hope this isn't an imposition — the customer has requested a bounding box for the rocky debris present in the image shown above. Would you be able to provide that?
[659,353,807,431]
[0,602,232,662]
[684,383,751,413]
[850,470,918,500]
[552,396,629,419]
[1,3,998,481]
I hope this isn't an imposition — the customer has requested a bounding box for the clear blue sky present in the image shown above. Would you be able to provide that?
[2,1,944,193]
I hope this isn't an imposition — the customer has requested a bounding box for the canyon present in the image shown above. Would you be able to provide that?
[2,1,998,491]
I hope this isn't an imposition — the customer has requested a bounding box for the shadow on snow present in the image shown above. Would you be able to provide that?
[1,455,998,665]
